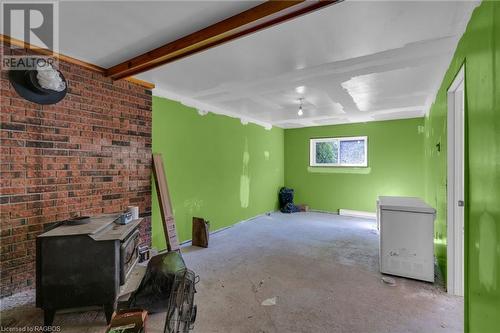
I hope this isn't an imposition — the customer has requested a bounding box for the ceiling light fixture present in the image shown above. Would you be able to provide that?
[295,85,305,94]
[298,98,304,116]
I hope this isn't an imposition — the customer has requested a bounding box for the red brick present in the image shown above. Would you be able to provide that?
[1,45,152,297]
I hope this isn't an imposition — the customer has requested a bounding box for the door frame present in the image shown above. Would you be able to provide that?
[446,64,465,296]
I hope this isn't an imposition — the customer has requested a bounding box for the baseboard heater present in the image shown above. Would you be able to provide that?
[338,209,376,219]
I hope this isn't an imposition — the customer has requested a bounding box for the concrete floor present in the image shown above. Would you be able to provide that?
[0,212,463,333]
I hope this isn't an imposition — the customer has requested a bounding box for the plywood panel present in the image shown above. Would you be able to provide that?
[152,154,180,251]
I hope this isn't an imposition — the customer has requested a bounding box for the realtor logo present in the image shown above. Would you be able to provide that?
[1,1,59,70]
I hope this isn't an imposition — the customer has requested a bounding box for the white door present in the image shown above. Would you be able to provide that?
[447,66,465,296]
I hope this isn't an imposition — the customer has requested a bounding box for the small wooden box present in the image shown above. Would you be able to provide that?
[192,217,209,248]
[106,309,147,333]
[298,204,309,212]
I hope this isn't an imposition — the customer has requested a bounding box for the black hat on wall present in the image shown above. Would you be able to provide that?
[8,67,68,105]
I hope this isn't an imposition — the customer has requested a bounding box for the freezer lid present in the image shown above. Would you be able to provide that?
[378,196,436,214]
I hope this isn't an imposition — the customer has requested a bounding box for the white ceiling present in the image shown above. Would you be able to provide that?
[55,1,478,129]
[58,1,264,68]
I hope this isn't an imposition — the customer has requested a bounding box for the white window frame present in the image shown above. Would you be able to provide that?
[309,136,368,167]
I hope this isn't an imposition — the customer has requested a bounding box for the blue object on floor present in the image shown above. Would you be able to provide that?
[278,187,300,213]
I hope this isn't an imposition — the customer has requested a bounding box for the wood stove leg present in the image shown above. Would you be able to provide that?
[104,303,115,324]
[43,309,55,326]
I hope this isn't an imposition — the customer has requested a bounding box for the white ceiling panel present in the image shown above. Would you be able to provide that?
[36,0,480,128]
[341,65,441,112]
[136,0,478,128]
[58,1,263,68]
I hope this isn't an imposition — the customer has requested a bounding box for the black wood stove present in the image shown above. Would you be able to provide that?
[36,215,142,325]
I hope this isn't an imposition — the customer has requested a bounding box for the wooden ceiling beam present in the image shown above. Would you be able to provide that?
[106,0,341,80]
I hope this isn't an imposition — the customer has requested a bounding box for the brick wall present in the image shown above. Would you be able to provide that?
[0,44,153,297]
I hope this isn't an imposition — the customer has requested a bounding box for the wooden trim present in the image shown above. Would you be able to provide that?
[0,34,104,73]
[152,154,180,252]
[125,77,155,90]
[106,0,340,80]
[0,34,155,89]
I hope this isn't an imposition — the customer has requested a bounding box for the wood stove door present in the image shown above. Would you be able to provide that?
[120,229,140,284]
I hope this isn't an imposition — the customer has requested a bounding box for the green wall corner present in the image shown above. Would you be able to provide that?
[284,118,425,213]
[152,96,284,250]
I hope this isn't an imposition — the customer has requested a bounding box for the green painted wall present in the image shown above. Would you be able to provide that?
[423,1,500,332]
[284,118,425,213]
[152,96,284,250]
[152,4,500,329]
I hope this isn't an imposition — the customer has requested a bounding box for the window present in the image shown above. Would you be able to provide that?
[310,136,368,167]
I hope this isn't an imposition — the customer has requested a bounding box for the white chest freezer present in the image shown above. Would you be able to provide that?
[378,196,436,282]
